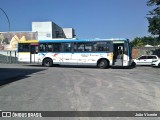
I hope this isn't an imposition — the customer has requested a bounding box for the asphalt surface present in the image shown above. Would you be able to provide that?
[0,64,160,120]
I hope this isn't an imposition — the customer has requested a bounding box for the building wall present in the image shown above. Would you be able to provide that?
[0,21,75,51]
[63,28,75,38]
[32,22,53,39]
[32,21,75,39]
[52,22,65,38]
[132,47,160,59]
[0,32,37,50]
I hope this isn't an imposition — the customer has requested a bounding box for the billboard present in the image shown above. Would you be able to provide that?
[0,32,38,50]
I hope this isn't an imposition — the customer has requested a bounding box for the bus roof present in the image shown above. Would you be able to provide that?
[19,40,38,43]
[39,38,129,43]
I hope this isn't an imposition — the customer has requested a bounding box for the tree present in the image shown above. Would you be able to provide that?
[131,37,144,47]
[131,36,160,47]
[147,0,160,38]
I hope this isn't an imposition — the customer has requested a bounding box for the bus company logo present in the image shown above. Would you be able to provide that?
[53,53,58,57]
[81,54,89,57]
[2,112,11,117]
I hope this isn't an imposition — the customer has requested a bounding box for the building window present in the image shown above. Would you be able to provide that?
[46,33,51,38]
[56,31,63,38]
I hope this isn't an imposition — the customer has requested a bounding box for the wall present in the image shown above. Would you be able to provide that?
[32,21,75,39]
[63,28,75,38]
[132,47,160,58]
[0,32,37,50]
[32,22,53,39]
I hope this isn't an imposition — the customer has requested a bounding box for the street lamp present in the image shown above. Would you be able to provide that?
[0,8,10,31]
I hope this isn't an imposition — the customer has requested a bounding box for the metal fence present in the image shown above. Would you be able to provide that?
[0,50,18,63]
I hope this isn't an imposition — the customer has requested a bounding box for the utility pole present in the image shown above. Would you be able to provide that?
[0,8,10,31]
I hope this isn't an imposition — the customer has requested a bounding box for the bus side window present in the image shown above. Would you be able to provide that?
[73,43,77,52]
[53,43,61,52]
[40,47,44,52]
[47,44,53,52]
[92,42,97,51]
[18,43,29,52]
[63,43,72,52]
[77,43,84,52]
[95,42,106,52]
[84,42,92,52]
[98,46,104,51]
[35,46,39,53]
[39,43,46,52]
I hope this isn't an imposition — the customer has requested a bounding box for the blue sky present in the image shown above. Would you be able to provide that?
[0,0,153,40]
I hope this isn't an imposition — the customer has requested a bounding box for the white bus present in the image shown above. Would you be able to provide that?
[18,40,39,63]
[37,38,132,68]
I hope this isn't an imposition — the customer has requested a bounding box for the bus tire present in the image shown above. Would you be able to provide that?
[97,60,108,69]
[43,58,53,67]
[131,62,136,67]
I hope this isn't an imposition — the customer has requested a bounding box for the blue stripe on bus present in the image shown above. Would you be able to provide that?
[39,38,128,43]
[38,52,110,54]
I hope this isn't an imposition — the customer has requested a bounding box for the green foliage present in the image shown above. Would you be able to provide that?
[132,0,160,47]
[147,0,160,38]
[147,16,160,35]
[147,0,160,6]
[131,37,144,47]
[131,36,160,47]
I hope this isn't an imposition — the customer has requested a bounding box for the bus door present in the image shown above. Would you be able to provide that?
[123,41,130,66]
[113,41,124,66]
[30,43,39,63]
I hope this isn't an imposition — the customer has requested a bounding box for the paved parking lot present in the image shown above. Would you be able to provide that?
[0,64,160,120]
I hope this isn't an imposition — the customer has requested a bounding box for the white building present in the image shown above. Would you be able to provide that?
[63,28,75,39]
[32,21,75,39]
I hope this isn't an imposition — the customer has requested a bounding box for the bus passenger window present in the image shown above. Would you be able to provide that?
[77,43,84,52]
[84,42,92,52]
[47,44,53,52]
[63,43,72,52]
[18,43,29,52]
[39,44,46,52]
[73,43,77,52]
[98,46,104,51]
[92,42,111,52]
[53,43,61,52]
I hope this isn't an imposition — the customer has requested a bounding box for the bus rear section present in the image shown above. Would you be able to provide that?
[18,40,39,63]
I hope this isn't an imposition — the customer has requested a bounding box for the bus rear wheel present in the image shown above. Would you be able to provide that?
[98,60,108,69]
[131,62,136,67]
[43,58,53,67]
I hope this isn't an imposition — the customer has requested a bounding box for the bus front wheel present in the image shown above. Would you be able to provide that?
[97,60,108,69]
[43,58,53,67]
